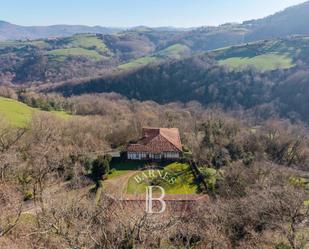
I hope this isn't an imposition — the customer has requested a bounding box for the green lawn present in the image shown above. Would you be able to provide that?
[0,97,70,127]
[126,162,197,195]
[219,53,294,71]
[47,47,102,60]
[107,160,145,179]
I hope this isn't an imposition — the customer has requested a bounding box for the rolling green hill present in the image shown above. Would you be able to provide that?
[2,4,309,85]
[157,44,191,59]
[218,53,294,71]
[0,32,158,84]
[0,97,69,127]
[2,1,309,85]
[47,34,112,61]
[47,47,103,61]
[213,37,309,71]
[118,56,158,70]
[62,34,109,53]
[54,36,309,123]
[118,43,191,70]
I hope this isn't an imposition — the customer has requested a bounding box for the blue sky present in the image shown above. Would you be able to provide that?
[0,0,306,27]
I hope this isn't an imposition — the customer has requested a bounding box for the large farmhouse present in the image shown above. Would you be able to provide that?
[126,127,182,160]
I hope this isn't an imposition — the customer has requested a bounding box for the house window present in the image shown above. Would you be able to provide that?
[128,152,141,160]
[154,154,161,160]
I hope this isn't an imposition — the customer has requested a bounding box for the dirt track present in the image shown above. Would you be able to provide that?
[103,171,138,199]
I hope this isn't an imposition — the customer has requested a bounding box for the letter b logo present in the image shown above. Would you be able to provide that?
[145,186,166,214]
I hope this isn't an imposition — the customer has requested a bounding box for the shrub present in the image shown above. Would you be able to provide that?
[91,155,112,183]
[23,190,33,201]
[275,242,291,249]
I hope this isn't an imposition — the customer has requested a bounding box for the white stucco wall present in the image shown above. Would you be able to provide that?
[127,152,179,160]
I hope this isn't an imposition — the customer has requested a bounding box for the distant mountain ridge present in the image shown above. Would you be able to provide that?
[243,1,309,41]
[0,21,194,41]
[1,1,309,41]
[0,21,124,40]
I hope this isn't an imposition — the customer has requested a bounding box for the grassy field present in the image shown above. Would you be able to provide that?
[158,44,191,59]
[118,44,191,70]
[219,53,294,71]
[212,38,309,71]
[47,47,102,60]
[65,35,109,53]
[0,40,49,49]
[126,162,197,195]
[47,35,111,61]
[0,97,70,127]
[0,97,35,126]
[118,56,158,70]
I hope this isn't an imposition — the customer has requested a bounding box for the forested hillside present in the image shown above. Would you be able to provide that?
[0,32,193,84]
[53,38,309,123]
[1,89,309,248]
[1,31,309,123]
[2,1,309,85]
[244,1,309,41]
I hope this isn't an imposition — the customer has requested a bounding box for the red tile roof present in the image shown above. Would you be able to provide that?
[127,127,182,153]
